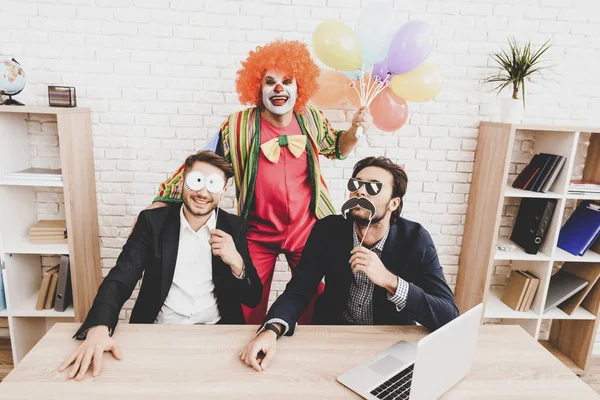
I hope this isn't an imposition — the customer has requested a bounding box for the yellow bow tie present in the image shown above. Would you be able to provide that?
[260,135,306,163]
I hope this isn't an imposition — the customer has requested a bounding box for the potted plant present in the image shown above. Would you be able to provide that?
[484,37,551,123]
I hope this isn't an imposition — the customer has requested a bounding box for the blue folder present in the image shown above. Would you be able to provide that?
[557,201,600,256]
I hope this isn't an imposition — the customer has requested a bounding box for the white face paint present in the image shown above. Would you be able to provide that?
[261,70,298,116]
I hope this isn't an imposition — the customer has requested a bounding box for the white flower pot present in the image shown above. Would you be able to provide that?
[500,98,524,123]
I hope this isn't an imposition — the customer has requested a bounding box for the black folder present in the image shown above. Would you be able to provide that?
[54,255,72,312]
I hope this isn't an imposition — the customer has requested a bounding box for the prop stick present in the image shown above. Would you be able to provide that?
[358,217,373,248]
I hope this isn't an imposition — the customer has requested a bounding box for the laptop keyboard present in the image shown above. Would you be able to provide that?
[369,364,414,400]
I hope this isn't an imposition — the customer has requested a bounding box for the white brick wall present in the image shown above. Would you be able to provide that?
[2,0,600,347]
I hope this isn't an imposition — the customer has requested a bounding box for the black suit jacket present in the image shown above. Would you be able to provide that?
[75,203,262,339]
[265,215,459,335]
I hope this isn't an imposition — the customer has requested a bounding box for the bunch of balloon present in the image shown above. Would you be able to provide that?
[311,2,444,137]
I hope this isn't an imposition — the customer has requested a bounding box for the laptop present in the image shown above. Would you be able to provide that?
[337,303,483,400]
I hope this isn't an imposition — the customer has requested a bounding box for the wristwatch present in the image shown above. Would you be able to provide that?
[260,323,283,340]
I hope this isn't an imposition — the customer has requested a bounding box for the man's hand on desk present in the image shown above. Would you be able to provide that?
[239,328,278,372]
[58,325,122,380]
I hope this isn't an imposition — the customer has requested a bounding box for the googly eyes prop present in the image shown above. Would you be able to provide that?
[185,172,225,194]
[206,174,225,193]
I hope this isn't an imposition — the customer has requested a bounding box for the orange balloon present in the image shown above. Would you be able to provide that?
[346,78,362,108]
[369,88,408,132]
[311,70,352,108]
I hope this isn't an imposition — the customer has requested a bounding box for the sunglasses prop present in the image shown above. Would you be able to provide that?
[347,178,383,196]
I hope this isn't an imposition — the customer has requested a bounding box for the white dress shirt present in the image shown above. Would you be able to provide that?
[155,207,221,325]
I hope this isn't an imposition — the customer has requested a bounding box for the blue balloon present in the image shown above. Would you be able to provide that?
[340,69,362,80]
[355,2,399,67]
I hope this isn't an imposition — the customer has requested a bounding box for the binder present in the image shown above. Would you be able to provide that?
[510,198,557,254]
[557,201,600,256]
[54,255,72,312]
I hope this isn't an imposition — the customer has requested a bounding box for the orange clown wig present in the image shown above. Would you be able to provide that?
[235,40,320,111]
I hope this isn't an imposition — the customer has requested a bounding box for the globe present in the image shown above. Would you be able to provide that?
[0,59,26,106]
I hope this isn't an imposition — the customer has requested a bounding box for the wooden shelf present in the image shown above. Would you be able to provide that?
[494,237,551,261]
[0,177,63,188]
[539,340,584,375]
[11,294,74,318]
[0,105,89,115]
[2,238,68,255]
[456,123,600,375]
[485,288,539,319]
[504,186,562,199]
[554,247,600,263]
[543,306,597,320]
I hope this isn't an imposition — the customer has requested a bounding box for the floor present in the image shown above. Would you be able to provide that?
[0,339,599,392]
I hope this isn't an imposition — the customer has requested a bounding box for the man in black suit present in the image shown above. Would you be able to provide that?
[240,156,459,372]
[59,151,262,380]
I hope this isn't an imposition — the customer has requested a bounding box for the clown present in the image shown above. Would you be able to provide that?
[150,40,372,324]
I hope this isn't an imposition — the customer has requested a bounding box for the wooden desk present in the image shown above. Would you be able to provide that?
[0,324,597,399]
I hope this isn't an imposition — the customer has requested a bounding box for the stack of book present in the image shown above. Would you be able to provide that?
[501,270,540,312]
[2,168,62,183]
[568,180,600,195]
[512,153,566,193]
[557,200,600,256]
[29,220,68,244]
[35,255,71,312]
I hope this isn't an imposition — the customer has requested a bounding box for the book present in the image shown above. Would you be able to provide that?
[35,265,59,310]
[531,154,560,192]
[526,154,553,191]
[557,201,600,256]
[29,220,67,232]
[519,271,540,312]
[544,269,589,312]
[501,270,530,311]
[44,271,59,309]
[513,154,543,189]
[2,168,62,181]
[540,156,566,193]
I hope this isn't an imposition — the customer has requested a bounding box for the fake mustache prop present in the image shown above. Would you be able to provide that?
[341,197,376,221]
[341,197,377,248]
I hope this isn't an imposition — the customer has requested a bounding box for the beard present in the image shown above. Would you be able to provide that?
[350,207,387,227]
[262,85,297,115]
[182,194,216,218]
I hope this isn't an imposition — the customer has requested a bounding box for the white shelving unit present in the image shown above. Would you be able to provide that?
[0,106,101,365]
[456,122,600,375]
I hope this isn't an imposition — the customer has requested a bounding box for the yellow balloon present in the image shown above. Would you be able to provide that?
[390,63,444,102]
[312,20,363,71]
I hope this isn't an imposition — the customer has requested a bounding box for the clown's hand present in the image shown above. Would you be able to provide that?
[352,107,372,134]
